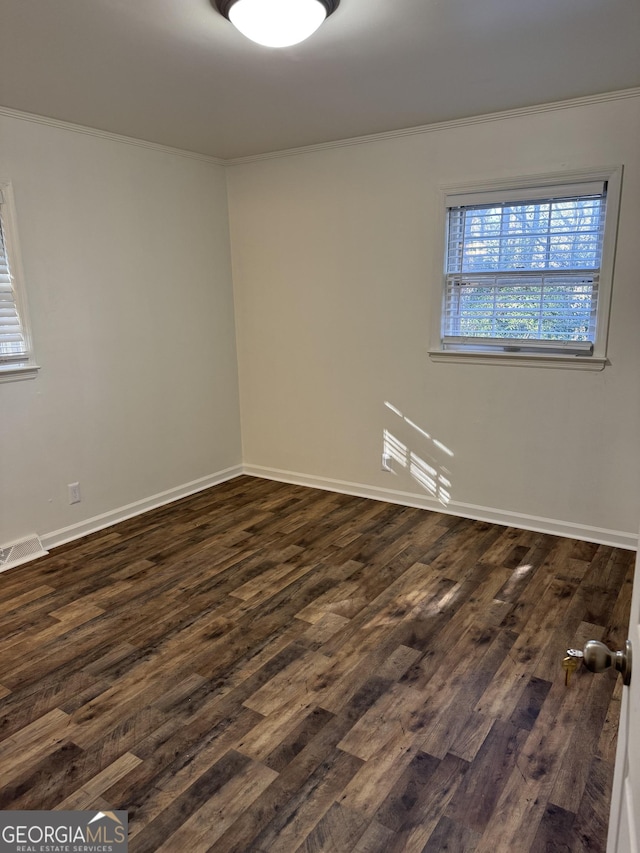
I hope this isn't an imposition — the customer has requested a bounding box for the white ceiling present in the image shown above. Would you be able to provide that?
[1,0,639,160]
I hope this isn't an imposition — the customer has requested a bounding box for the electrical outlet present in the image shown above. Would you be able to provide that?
[381,454,393,471]
[68,482,81,504]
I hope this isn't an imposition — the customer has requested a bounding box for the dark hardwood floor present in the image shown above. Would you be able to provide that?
[0,476,634,852]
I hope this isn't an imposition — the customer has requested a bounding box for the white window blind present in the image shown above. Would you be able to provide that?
[0,191,29,364]
[442,184,608,354]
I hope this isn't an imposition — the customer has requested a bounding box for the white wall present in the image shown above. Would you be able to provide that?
[0,114,242,547]
[2,95,637,553]
[228,95,640,544]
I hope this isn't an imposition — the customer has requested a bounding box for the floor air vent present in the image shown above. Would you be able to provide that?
[0,534,48,573]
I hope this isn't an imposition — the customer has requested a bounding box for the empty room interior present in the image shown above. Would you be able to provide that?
[1,1,639,851]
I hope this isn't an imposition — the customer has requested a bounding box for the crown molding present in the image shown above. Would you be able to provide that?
[2,86,639,167]
[0,106,226,166]
[227,87,640,165]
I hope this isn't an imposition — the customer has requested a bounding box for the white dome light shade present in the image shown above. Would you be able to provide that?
[222,0,335,48]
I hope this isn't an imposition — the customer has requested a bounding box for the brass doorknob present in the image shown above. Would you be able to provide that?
[583,639,632,686]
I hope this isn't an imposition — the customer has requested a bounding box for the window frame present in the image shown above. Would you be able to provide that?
[429,167,623,370]
[0,180,39,383]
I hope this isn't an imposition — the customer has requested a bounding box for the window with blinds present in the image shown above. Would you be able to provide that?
[0,201,28,361]
[0,182,38,381]
[439,175,618,359]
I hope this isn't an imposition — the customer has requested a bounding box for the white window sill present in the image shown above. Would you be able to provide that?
[428,350,607,371]
[0,363,41,383]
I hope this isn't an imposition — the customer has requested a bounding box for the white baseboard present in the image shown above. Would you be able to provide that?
[30,461,638,557]
[41,465,244,551]
[243,464,638,551]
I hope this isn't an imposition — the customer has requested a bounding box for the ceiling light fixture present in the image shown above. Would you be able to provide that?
[215,0,340,48]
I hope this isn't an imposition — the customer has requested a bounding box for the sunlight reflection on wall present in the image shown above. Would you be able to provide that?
[383,402,453,506]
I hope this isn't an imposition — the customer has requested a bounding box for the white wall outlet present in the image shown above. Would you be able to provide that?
[381,454,393,471]
[68,482,81,504]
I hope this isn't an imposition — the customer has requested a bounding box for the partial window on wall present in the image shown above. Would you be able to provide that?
[0,181,39,382]
[429,168,622,369]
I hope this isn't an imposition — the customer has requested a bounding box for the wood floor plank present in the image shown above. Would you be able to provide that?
[243,748,364,853]
[472,675,591,853]
[243,648,334,716]
[571,755,612,853]
[155,757,278,853]
[55,752,143,810]
[262,707,336,773]
[448,711,495,764]
[549,670,617,814]
[0,707,73,785]
[421,815,481,852]
[314,649,398,716]
[109,703,263,805]
[0,476,633,852]
[473,577,581,721]
[337,726,425,819]
[0,741,90,810]
[384,752,470,853]
[445,719,528,833]
[295,802,370,853]
[127,748,255,852]
[0,583,56,616]
[529,803,577,853]
[237,695,319,763]
[597,675,624,764]
[351,819,397,852]
[415,625,517,760]
[209,714,362,853]
[337,681,429,761]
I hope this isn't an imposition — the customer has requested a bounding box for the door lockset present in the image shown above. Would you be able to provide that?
[583,639,632,686]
